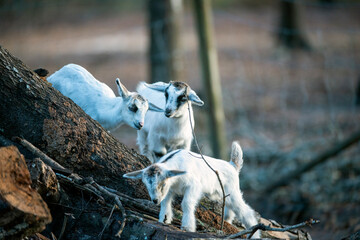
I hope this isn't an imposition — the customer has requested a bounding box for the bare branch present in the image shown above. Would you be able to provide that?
[225,218,320,239]
[12,136,72,175]
[90,181,127,238]
[98,204,116,240]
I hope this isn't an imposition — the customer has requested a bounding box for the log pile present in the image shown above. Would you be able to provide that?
[0,45,317,239]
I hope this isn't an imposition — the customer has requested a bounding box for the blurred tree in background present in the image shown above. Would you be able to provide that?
[148,0,184,83]
[277,0,310,50]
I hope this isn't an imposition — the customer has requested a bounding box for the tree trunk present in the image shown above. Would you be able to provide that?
[277,0,310,50]
[356,76,360,106]
[193,0,227,159]
[0,45,150,200]
[148,0,184,83]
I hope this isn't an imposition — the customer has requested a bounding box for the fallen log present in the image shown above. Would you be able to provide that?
[263,130,360,192]
[0,146,52,240]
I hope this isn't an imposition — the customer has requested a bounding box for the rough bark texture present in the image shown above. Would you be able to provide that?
[0,45,149,200]
[0,146,52,240]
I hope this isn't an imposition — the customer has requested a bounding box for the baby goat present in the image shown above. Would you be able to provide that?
[136,81,204,162]
[48,64,162,131]
[123,142,261,238]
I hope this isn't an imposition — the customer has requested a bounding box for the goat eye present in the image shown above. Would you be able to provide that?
[158,182,166,191]
[129,105,138,113]
[178,95,187,102]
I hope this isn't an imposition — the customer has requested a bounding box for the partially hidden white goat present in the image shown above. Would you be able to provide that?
[136,81,204,162]
[123,141,261,238]
[48,64,162,131]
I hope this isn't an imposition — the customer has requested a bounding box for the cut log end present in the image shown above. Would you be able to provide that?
[0,146,52,239]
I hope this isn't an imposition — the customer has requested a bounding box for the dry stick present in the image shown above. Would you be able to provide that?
[58,214,69,240]
[56,175,128,238]
[226,219,320,239]
[91,182,127,238]
[67,196,93,234]
[50,232,57,240]
[12,136,72,175]
[98,204,116,240]
[264,130,360,193]
[57,176,105,203]
[186,99,227,231]
[92,185,158,217]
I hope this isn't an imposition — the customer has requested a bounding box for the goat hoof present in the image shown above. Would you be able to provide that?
[181,226,195,232]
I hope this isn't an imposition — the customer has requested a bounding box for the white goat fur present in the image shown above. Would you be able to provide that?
[48,64,162,131]
[136,81,204,162]
[123,142,260,238]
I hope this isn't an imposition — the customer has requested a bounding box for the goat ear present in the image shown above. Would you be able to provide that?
[116,78,130,98]
[166,170,186,178]
[188,90,204,106]
[123,170,143,179]
[148,102,164,112]
[144,82,168,92]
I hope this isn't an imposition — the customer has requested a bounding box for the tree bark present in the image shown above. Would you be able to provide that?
[0,45,150,200]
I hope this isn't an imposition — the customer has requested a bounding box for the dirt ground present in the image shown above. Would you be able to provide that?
[1,2,359,239]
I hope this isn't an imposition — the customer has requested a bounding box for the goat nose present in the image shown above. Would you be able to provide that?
[152,199,159,205]
[165,109,172,117]
[139,122,144,127]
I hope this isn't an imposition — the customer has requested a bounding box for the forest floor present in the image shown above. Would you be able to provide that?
[1,3,359,239]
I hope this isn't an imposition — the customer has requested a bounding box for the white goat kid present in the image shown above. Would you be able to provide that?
[136,81,204,162]
[48,64,162,131]
[123,142,260,238]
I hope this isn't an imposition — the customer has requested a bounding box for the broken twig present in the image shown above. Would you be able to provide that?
[13,136,72,175]
[98,204,116,240]
[90,181,127,238]
[226,218,320,239]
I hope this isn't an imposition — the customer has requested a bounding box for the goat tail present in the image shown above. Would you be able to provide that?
[230,141,243,172]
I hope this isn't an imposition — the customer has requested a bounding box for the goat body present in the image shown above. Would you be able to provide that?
[123,142,260,238]
[48,64,162,131]
[136,81,203,162]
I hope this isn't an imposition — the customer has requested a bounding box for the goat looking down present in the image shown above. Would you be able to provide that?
[123,141,261,238]
[48,64,162,131]
[136,81,204,162]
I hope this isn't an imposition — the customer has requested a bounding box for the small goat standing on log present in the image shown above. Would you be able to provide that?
[123,141,260,238]
[136,81,204,162]
[48,64,162,131]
